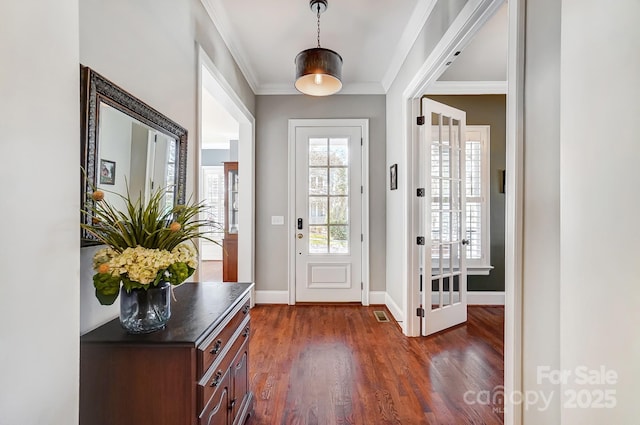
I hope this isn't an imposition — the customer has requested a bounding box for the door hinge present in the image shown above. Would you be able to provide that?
[416,236,425,245]
[417,116,425,126]
[417,188,425,197]
[416,307,425,317]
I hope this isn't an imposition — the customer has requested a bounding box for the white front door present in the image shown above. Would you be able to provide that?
[420,98,468,335]
[293,124,363,302]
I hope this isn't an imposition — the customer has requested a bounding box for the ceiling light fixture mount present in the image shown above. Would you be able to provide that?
[294,0,343,96]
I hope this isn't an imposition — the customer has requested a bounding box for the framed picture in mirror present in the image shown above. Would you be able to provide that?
[99,159,116,185]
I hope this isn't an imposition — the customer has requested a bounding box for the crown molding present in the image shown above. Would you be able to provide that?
[425,80,507,94]
[381,0,438,92]
[200,0,259,93]
[255,82,386,96]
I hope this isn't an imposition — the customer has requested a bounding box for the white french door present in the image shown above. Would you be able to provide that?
[420,98,468,335]
[292,124,363,302]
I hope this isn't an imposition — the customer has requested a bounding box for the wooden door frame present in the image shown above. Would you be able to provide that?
[401,0,524,424]
[287,119,370,306]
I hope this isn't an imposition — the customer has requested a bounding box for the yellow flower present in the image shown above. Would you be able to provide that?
[98,263,110,274]
[169,222,181,232]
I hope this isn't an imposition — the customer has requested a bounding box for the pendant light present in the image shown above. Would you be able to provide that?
[294,0,343,96]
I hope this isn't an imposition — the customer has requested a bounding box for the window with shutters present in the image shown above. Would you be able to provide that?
[464,126,491,274]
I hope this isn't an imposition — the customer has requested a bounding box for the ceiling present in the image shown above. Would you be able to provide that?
[201,0,507,96]
[200,1,508,149]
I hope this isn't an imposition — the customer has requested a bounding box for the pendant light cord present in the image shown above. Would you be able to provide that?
[316,3,321,48]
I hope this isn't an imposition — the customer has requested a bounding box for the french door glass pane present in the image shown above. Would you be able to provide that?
[309,138,328,166]
[329,226,349,253]
[309,168,328,195]
[329,138,348,166]
[309,226,328,253]
[330,168,348,195]
[329,197,348,224]
[309,197,328,224]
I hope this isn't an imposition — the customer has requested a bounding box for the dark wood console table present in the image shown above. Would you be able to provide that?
[80,282,254,425]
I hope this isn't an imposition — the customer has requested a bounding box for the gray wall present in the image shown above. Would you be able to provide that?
[255,95,386,292]
[428,95,506,292]
[202,149,230,166]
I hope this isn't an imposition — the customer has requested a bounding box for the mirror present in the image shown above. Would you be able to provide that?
[80,65,188,246]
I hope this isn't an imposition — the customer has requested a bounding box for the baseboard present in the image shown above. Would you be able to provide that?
[369,291,386,305]
[254,290,401,307]
[252,290,504,307]
[430,291,505,305]
[254,290,289,304]
[468,291,505,305]
[385,293,405,323]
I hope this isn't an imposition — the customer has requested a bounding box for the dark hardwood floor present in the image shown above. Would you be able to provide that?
[247,305,504,425]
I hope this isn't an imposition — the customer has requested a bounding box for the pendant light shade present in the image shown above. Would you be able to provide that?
[294,0,343,96]
[295,47,343,96]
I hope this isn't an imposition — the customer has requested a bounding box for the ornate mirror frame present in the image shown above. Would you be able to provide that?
[80,65,188,246]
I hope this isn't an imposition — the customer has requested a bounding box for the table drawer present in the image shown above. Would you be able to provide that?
[198,319,250,413]
[197,298,250,377]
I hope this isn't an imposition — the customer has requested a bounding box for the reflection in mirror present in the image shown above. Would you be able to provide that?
[97,103,177,213]
[81,65,188,246]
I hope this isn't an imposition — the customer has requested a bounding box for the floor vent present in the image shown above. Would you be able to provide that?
[373,310,390,322]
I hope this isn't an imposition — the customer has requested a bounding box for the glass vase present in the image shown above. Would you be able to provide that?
[119,281,171,334]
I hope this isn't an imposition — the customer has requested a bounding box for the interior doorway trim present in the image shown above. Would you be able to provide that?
[287,119,370,305]
[197,46,256,284]
[400,0,524,424]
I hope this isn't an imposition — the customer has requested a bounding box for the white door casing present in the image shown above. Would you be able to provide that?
[288,119,370,304]
[420,98,468,335]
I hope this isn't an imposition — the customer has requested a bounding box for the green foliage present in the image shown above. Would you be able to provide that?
[81,182,220,305]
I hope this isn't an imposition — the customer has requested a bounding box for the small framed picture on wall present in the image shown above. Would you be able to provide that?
[390,163,397,190]
[100,159,116,185]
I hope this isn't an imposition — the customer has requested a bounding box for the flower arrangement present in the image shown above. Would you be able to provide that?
[82,185,218,305]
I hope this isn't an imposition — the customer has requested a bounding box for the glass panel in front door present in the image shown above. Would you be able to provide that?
[308,137,350,254]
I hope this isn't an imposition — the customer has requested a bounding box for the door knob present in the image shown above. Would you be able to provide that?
[297,233,303,239]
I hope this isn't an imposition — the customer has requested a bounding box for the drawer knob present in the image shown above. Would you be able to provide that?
[210,370,224,387]
[242,304,250,314]
[242,327,250,338]
[209,339,222,355]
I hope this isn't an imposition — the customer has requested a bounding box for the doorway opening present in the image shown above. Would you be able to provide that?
[401,0,524,423]
[198,47,256,284]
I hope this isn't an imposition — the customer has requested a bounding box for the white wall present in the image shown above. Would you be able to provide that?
[0,1,80,424]
[79,0,255,333]
[385,0,467,316]
[558,1,640,422]
[521,1,640,423]
[521,0,561,422]
[255,95,387,293]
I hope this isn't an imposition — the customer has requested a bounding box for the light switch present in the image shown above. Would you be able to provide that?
[271,216,284,225]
